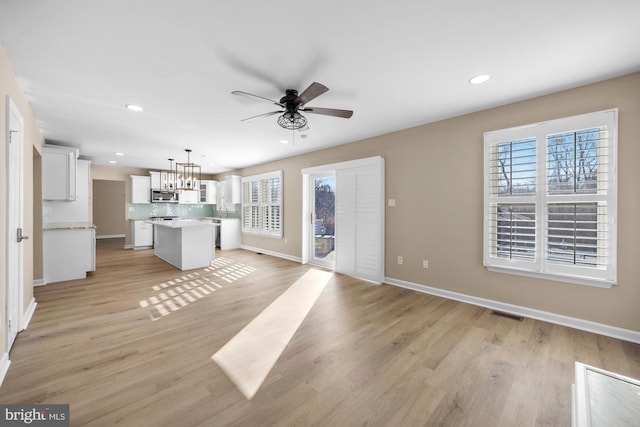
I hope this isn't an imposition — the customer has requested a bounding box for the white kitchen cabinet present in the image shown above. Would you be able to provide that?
[213,218,241,250]
[43,159,91,223]
[131,175,151,204]
[132,220,153,248]
[227,175,242,204]
[216,176,241,211]
[149,171,161,190]
[200,180,217,204]
[43,225,95,283]
[178,189,199,204]
[43,145,79,200]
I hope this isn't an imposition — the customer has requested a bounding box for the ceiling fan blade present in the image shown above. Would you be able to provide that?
[302,107,353,118]
[240,110,283,122]
[232,91,283,107]
[296,82,329,106]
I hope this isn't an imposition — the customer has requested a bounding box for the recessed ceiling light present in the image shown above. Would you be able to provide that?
[115,152,124,156]
[280,140,289,144]
[469,74,491,85]
[125,104,143,112]
[109,160,117,164]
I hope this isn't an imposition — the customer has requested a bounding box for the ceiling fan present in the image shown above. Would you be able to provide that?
[232,82,353,130]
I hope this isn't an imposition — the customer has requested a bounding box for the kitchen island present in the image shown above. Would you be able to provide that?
[151,220,215,271]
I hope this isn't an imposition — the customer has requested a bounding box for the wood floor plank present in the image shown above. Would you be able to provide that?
[0,238,639,426]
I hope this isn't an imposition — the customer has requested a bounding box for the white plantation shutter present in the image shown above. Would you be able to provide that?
[335,157,384,283]
[484,109,617,287]
[241,171,283,237]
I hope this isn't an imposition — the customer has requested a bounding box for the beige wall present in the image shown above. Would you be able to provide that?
[91,165,148,246]
[93,180,126,237]
[226,72,640,332]
[0,43,45,357]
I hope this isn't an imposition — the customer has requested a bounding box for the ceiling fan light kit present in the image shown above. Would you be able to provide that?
[232,82,353,131]
[277,111,307,130]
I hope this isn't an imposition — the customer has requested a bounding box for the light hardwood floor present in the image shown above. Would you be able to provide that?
[1,239,639,426]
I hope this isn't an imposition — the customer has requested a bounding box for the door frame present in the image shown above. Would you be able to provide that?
[301,156,385,283]
[6,96,25,351]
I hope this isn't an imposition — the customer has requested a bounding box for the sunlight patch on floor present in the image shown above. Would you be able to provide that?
[139,257,256,320]
[212,268,332,400]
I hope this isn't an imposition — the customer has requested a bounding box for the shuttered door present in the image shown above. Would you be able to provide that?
[335,157,384,283]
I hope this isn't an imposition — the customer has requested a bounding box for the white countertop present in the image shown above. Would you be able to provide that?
[145,219,214,229]
[44,222,96,230]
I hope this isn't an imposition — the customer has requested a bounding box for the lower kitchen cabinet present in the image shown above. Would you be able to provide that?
[132,220,153,248]
[216,218,241,250]
[43,225,96,284]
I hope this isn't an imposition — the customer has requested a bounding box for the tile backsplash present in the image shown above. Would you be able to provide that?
[127,203,240,219]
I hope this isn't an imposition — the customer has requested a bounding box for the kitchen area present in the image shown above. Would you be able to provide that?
[42,144,96,284]
[128,159,242,270]
[43,144,244,282]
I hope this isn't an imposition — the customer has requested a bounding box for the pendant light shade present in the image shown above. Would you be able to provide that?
[162,158,177,193]
[176,149,201,191]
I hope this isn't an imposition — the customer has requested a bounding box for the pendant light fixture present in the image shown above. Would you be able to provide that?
[176,149,201,191]
[162,158,177,193]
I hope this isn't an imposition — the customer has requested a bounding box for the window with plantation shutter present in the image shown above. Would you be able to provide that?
[241,171,283,237]
[484,109,617,288]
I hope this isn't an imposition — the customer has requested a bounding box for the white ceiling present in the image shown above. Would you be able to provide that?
[1,1,639,174]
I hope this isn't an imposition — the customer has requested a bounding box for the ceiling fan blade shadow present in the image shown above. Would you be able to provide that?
[232,91,284,107]
[241,110,283,122]
[296,82,329,106]
[302,107,353,118]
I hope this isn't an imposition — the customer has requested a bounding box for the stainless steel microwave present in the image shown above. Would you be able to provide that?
[151,190,178,203]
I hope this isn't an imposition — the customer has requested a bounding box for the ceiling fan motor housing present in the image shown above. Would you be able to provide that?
[281,89,301,111]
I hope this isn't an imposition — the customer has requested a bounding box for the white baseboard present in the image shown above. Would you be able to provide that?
[21,298,37,331]
[0,352,10,388]
[33,278,45,287]
[124,244,133,249]
[240,245,303,263]
[96,234,125,239]
[385,277,640,344]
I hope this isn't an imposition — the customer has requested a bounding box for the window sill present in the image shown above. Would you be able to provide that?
[241,230,282,239]
[485,265,615,288]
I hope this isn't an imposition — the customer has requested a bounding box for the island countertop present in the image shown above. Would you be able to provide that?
[145,219,213,229]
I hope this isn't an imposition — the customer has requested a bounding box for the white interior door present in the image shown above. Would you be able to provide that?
[6,97,24,351]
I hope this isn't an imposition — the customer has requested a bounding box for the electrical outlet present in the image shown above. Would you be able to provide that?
[423,259,429,269]
[397,256,403,265]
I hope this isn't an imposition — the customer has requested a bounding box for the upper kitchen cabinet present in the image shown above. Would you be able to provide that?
[131,175,151,204]
[43,145,79,200]
[200,180,217,204]
[227,175,242,204]
[178,189,199,204]
[215,176,241,211]
[149,171,161,190]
